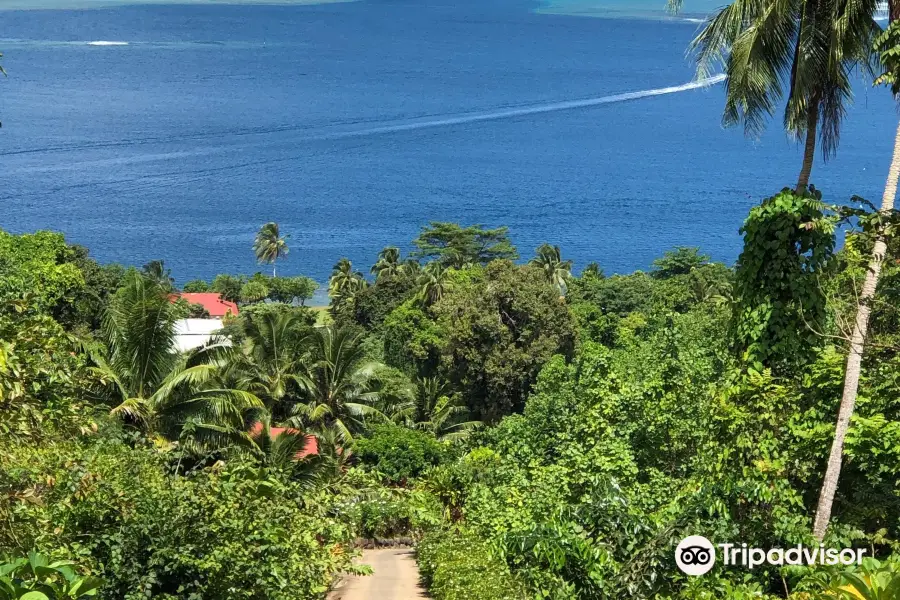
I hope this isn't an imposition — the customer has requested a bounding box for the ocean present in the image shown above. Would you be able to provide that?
[1,0,897,293]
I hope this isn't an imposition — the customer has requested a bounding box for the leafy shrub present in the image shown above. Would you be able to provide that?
[416,529,529,600]
[354,424,446,484]
[0,552,101,599]
[329,468,442,539]
[1,440,358,600]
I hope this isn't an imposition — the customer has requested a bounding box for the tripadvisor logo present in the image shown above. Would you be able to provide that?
[675,536,867,576]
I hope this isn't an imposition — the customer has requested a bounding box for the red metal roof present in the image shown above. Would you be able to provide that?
[171,292,239,317]
[249,421,319,459]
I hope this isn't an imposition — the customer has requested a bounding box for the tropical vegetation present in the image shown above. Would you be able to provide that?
[5,8,900,600]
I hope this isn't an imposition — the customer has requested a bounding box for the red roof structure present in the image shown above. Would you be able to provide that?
[248,422,319,459]
[171,292,239,318]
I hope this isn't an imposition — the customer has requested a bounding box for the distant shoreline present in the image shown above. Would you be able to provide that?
[0,0,357,11]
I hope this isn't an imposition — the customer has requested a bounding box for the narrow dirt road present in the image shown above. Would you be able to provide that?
[328,548,428,600]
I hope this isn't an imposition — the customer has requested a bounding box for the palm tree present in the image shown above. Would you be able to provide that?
[418,262,450,306]
[672,0,881,191]
[329,258,367,296]
[401,258,422,278]
[529,243,573,295]
[227,310,309,418]
[813,20,900,540]
[253,222,289,277]
[371,246,403,281]
[90,272,262,450]
[142,260,175,292]
[410,377,482,442]
[582,262,604,279]
[289,327,386,442]
[328,258,368,314]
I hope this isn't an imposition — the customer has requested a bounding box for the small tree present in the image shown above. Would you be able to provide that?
[240,280,269,305]
[181,279,209,293]
[413,222,518,268]
[651,247,709,279]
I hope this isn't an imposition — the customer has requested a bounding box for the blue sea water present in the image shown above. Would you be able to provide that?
[1,0,897,293]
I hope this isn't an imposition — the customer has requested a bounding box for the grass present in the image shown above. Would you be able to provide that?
[309,305,332,328]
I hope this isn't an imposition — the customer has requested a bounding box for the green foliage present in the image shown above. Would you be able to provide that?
[875,20,900,96]
[141,261,174,292]
[0,312,92,442]
[238,301,317,328]
[328,258,368,320]
[681,0,879,169]
[0,552,101,599]
[651,246,710,278]
[0,230,84,318]
[432,261,575,421]
[382,299,444,376]
[417,530,529,600]
[0,440,358,600]
[54,246,125,333]
[568,272,654,317]
[180,279,209,293]
[734,189,836,372]
[267,275,318,305]
[210,274,244,303]
[240,279,269,304]
[169,298,209,319]
[289,327,387,442]
[350,276,418,330]
[253,222,289,275]
[413,223,518,268]
[529,244,573,295]
[354,423,446,484]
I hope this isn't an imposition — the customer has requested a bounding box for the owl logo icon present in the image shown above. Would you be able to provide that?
[675,536,716,576]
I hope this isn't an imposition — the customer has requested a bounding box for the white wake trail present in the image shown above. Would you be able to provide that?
[330,74,726,139]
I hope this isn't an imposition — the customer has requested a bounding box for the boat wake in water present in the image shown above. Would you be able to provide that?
[2,75,727,164]
[328,74,727,139]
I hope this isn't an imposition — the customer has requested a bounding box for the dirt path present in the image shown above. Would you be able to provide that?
[328,548,428,600]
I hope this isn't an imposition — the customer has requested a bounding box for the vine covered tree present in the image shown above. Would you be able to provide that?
[733,188,836,373]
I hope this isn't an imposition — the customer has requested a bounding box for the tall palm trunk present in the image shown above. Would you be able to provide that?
[812,121,900,540]
[796,105,819,192]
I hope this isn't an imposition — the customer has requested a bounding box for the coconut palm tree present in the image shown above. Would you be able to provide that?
[672,0,881,191]
[328,258,368,316]
[401,258,422,278]
[90,272,263,450]
[329,258,367,296]
[371,246,403,281]
[288,327,386,442]
[253,222,289,277]
[142,260,175,292]
[582,262,604,279]
[530,243,573,295]
[226,310,309,418]
[418,262,450,306]
[409,377,482,442]
[813,20,900,540]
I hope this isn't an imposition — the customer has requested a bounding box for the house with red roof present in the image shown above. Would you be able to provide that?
[172,292,239,318]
